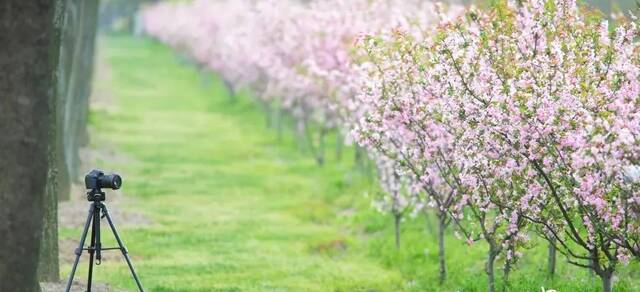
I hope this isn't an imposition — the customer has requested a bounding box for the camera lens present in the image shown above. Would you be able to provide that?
[99,174,122,190]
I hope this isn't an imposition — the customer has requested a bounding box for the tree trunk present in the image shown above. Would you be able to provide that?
[223,79,236,102]
[55,146,70,201]
[38,166,59,282]
[502,259,512,292]
[437,211,447,284]
[316,127,327,166]
[335,133,343,162]
[600,271,613,292]
[39,0,99,281]
[264,102,272,128]
[275,106,283,143]
[486,244,498,292]
[62,0,87,185]
[547,240,556,278]
[394,213,401,250]
[56,0,100,193]
[71,0,99,180]
[55,0,73,200]
[302,120,319,162]
[295,121,306,152]
[0,1,59,290]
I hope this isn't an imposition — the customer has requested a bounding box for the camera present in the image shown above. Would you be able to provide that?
[85,169,122,190]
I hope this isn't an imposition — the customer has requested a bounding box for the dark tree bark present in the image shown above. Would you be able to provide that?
[0,1,60,290]
[275,106,284,143]
[37,0,100,282]
[316,127,327,166]
[57,0,100,196]
[393,213,401,250]
[437,211,447,284]
[37,0,67,283]
[547,240,556,278]
[38,166,60,283]
[301,119,328,166]
[486,242,499,292]
[223,79,236,102]
[502,258,512,292]
[55,0,76,201]
[601,271,613,292]
[592,253,615,292]
[72,0,99,172]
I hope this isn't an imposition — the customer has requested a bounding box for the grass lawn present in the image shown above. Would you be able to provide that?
[59,35,640,291]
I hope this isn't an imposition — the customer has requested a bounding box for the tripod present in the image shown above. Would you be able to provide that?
[65,188,145,292]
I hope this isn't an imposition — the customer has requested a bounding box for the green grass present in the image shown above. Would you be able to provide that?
[60,35,640,291]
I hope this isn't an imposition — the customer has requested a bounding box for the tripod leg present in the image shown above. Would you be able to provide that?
[102,204,145,292]
[95,203,102,265]
[65,203,95,292]
[86,204,99,292]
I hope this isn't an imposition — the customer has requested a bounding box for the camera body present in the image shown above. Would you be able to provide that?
[85,169,122,190]
[85,170,122,201]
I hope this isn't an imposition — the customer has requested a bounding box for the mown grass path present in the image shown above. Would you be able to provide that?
[59,35,404,291]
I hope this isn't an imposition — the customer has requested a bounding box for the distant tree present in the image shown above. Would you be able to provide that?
[56,0,100,202]
[34,0,101,283]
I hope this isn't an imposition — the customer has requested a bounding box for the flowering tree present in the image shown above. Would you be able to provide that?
[371,155,415,250]
[423,1,640,291]
[349,6,469,281]
[351,21,527,290]
[252,0,459,165]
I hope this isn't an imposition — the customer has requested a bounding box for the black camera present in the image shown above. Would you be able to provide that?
[85,169,122,191]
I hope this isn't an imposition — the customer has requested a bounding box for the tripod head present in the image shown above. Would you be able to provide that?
[85,169,122,202]
[87,189,107,202]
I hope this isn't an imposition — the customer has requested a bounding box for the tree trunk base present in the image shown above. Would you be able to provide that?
[437,212,447,284]
[394,214,401,250]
